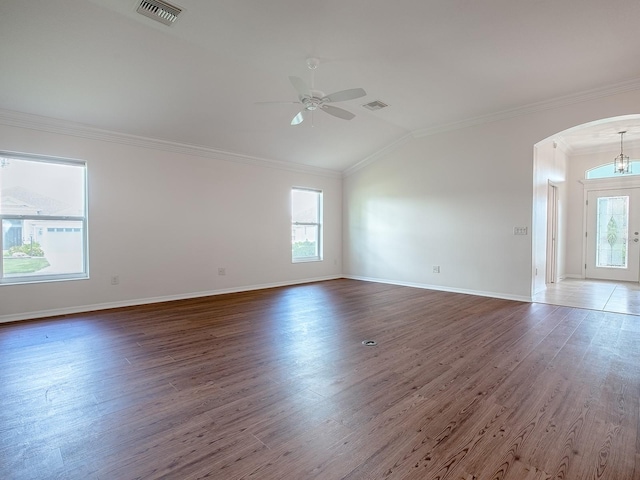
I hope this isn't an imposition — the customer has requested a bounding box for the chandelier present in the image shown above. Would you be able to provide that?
[614,131,631,174]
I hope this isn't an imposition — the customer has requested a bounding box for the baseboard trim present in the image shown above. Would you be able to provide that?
[1,275,534,324]
[0,275,342,324]
[343,275,532,303]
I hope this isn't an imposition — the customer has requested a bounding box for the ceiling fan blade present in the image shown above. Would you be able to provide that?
[289,76,311,98]
[291,110,305,126]
[254,100,301,105]
[320,105,355,121]
[322,87,366,103]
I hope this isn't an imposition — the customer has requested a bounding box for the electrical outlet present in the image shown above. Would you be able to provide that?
[111,275,120,285]
[218,268,226,276]
[433,266,440,273]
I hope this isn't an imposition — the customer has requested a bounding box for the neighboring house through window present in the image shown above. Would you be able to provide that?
[291,187,322,262]
[0,152,88,284]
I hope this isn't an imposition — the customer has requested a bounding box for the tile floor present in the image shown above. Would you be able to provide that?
[532,277,640,314]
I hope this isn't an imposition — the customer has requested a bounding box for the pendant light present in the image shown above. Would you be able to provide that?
[614,131,631,174]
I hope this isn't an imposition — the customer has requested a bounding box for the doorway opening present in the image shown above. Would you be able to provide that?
[532,114,640,312]
[546,182,558,285]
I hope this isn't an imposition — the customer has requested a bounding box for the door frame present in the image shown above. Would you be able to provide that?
[581,176,640,280]
[546,181,559,284]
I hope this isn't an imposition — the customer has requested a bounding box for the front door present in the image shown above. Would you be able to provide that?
[586,188,640,281]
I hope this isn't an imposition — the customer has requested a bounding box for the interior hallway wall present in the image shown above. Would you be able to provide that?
[533,139,568,293]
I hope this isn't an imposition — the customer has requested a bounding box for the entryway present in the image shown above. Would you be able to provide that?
[532,278,640,314]
[532,114,640,309]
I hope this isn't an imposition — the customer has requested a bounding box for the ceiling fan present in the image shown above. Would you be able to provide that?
[261,58,367,126]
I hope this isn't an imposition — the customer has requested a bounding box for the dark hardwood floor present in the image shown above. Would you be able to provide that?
[1,279,638,479]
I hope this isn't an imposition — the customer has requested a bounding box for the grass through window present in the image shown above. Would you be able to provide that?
[3,257,50,274]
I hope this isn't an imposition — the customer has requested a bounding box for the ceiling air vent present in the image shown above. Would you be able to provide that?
[136,0,182,26]
[362,100,389,111]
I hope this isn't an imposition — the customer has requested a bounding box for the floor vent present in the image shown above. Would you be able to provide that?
[136,0,182,26]
[362,100,389,111]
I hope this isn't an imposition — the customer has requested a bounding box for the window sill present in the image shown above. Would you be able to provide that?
[292,257,322,264]
[0,273,89,286]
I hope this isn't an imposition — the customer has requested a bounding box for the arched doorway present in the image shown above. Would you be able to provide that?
[532,114,640,313]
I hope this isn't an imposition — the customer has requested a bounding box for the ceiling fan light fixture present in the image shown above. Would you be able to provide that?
[265,64,366,126]
[614,131,631,174]
[303,96,323,111]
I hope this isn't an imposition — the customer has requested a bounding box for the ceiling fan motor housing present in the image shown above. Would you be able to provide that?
[300,95,325,111]
[282,67,367,125]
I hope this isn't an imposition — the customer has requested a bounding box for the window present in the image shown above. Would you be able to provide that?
[291,187,322,262]
[1,152,87,284]
[586,161,640,179]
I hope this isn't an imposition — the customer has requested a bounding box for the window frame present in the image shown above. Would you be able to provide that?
[291,187,323,263]
[586,161,640,179]
[0,151,89,285]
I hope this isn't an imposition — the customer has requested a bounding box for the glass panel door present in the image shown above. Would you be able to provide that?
[586,188,640,282]
[595,196,628,268]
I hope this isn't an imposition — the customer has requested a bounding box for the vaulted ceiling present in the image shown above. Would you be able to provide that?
[2,0,640,172]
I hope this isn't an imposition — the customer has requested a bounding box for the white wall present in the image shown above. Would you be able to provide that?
[532,139,568,293]
[0,122,342,321]
[3,90,640,320]
[343,89,640,301]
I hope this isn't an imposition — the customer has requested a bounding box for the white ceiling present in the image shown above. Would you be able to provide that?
[2,0,640,172]
[552,115,640,154]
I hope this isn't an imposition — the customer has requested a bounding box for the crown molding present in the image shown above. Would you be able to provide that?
[0,109,342,179]
[5,76,640,181]
[343,77,640,177]
[568,137,640,157]
[342,132,414,177]
[412,77,640,139]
